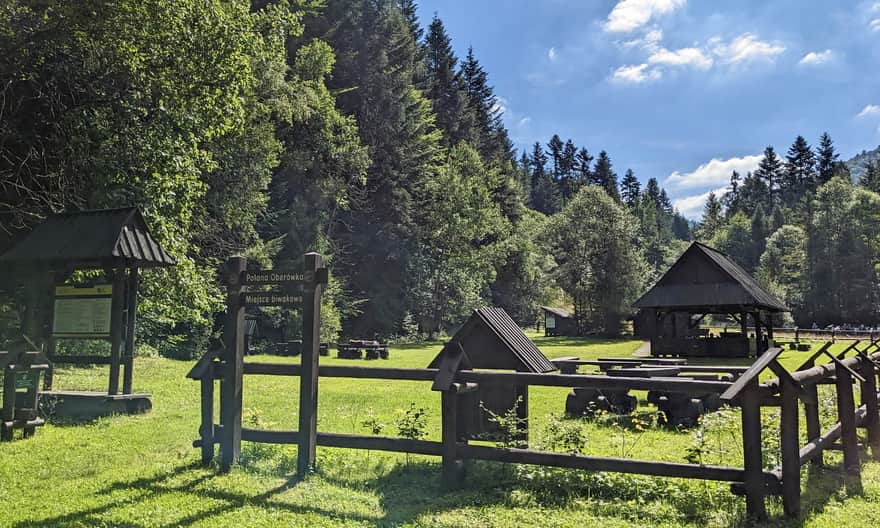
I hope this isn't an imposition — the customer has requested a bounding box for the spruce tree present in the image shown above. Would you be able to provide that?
[698,192,724,241]
[754,145,783,210]
[620,169,641,207]
[576,147,593,188]
[460,46,511,162]
[816,132,839,186]
[425,15,473,145]
[783,135,816,205]
[658,189,673,215]
[721,170,741,215]
[861,159,880,193]
[750,205,768,271]
[592,150,620,201]
[530,141,548,189]
[770,204,785,233]
[643,177,662,206]
[547,134,564,179]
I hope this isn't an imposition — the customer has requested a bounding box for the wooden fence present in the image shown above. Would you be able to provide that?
[189,255,880,522]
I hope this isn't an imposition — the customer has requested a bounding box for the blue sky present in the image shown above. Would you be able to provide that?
[416,0,880,218]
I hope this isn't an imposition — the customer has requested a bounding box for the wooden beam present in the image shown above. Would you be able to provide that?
[122,266,138,395]
[107,268,126,395]
[220,256,246,472]
[297,252,323,476]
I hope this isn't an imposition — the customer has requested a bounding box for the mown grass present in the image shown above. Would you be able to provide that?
[0,333,878,527]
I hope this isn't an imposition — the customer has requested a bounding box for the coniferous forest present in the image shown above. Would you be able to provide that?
[2,1,879,356]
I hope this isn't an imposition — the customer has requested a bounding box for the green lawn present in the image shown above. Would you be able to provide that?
[1,334,879,527]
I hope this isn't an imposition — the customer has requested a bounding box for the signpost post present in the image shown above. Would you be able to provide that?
[217,253,326,472]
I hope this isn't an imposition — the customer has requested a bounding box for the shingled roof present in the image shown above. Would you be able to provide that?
[0,208,175,269]
[429,307,556,373]
[633,241,787,312]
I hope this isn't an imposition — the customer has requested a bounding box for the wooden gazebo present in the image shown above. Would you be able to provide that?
[633,242,788,358]
[0,208,175,416]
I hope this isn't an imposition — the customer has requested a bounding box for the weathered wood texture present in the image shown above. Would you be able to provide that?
[297,252,323,475]
[219,256,246,471]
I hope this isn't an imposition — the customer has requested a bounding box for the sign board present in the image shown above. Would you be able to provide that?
[15,371,37,390]
[52,285,113,337]
[243,270,305,286]
[242,292,303,307]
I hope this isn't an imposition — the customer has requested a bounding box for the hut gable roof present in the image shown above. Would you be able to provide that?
[0,208,175,269]
[541,306,572,319]
[634,242,787,312]
[429,307,556,373]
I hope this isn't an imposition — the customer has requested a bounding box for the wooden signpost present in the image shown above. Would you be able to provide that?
[214,253,326,472]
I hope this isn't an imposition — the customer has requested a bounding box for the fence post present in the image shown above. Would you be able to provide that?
[220,256,246,471]
[297,253,323,476]
[860,360,880,460]
[803,381,823,466]
[740,382,767,521]
[107,268,126,395]
[780,379,801,517]
[441,390,464,488]
[835,368,860,476]
[200,362,215,466]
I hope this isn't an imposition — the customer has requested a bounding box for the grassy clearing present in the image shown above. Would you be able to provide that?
[1,334,878,527]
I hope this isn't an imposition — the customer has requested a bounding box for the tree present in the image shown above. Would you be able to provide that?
[710,212,755,272]
[460,46,510,163]
[721,170,742,215]
[424,15,473,145]
[312,0,444,336]
[735,171,770,218]
[592,150,620,201]
[575,147,593,189]
[697,192,724,241]
[559,139,579,201]
[782,135,816,205]
[409,145,508,336]
[754,146,783,209]
[750,206,768,272]
[816,132,839,186]
[546,186,646,335]
[758,225,807,317]
[861,159,880,193]
[806,177,880,325]
[620,169,641,207]
[643,177,662,205]
[547,134,564,179]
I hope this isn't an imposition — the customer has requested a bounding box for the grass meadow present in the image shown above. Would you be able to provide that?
[1,333,879,527]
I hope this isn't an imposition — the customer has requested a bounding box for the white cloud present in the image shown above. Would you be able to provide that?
[674,187,729,219]
[799,49,834,66]
[712,33,785,64]
[518,117,532,127]
[605,0,686,33]
[666,154,763,190]
[649,47,713,69]
[611,63,662,84]
[622,27,664,52]
[857,104,880,118]
[548,47,558,61]
[871,18,880,31]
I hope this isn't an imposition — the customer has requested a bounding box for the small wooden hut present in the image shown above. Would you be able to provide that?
[541,306,577,337]
[0,207,175,416]
[633,242,787,358]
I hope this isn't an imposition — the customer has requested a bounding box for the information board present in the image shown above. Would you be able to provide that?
[52,286,113,337]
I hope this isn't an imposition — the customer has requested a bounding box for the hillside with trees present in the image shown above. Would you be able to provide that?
[1,1,879,352]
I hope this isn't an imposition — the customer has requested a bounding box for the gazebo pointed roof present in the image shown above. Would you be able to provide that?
[0,207,175,269]
[633,241,787,313]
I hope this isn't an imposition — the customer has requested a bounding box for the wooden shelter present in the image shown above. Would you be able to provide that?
[633,242,787,358]
[0,208,175,416]
[429,307,555,441]
[541,306,577,337]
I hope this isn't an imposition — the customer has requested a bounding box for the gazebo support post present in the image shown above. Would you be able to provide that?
[122,266,139,395]
[107,268,126,396]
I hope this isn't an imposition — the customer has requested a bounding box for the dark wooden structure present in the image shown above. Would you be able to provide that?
[0,342,50,440]
[541,306,577,337]
[0,208,175,417]
[428,307,556,442]
[337,340,389,360]
[634,242,788,358]
[190,274,880,522]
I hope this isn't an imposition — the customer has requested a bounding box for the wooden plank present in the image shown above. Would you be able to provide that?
[241,363,732,394]
[431,343,467,391]
[240,428,445,456]
[836,368,861,475]
[457,444,773,484]
[740,383,767,521]
[795,341,833,372]
[242,270,304,286]
[441,391,464,488]
[780,379,801,517]
[862,363,880,460]
[720,347,783,403]
[200,365,215,466]
[122,266,138,395]
[107,268,126,396]
[48,355,112,365]
[803,382,823,466]
[220,256,246,472]
[297,252,323,475]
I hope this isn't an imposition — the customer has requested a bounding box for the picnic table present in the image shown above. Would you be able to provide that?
[337,340,389,360]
